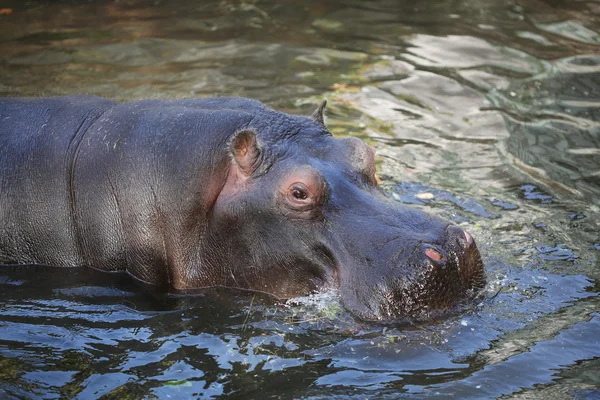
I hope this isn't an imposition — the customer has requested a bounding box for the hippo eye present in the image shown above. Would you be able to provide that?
[293,189,307,200]
[281,169,325,215]
[290,183,309,201]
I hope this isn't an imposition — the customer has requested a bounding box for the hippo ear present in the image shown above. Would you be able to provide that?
[230,129,261,177]
[310,99,327,125]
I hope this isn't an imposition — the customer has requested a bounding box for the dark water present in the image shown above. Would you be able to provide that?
[1,0,599,398]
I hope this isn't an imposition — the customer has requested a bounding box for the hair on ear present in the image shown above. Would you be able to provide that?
[230,129,261,176]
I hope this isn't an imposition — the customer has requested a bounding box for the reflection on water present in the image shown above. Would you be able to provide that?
[0,264,597,399]
[0,0,599,398]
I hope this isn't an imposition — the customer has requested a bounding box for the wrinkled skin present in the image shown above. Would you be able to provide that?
[0,95,485,322]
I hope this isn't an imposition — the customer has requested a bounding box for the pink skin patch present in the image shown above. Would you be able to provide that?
[464,231,472,244]
[424,248,443,262]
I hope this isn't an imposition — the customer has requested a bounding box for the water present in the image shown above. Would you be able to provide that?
[0,0,599,398]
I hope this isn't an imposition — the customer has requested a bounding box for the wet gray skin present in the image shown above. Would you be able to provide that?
[0,96,484,322]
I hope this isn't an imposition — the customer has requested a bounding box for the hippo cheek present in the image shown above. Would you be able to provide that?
[337,225,485,323]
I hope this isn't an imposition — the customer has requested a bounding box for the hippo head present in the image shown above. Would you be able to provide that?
[206,101,485,322]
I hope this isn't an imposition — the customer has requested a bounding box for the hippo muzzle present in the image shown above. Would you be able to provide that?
[370,225,485,322]
[324,184,485,322]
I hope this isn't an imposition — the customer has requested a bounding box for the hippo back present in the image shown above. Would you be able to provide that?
[0,95,117,266]
[0,95,286,275]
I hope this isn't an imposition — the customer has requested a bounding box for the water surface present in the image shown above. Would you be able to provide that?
[0,0,599,398]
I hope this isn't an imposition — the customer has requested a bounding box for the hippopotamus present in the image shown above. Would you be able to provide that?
[0,95,484,322]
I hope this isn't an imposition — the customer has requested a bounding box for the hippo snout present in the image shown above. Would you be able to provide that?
[374,225,485,322]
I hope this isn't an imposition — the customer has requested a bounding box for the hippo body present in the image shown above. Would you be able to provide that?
[0,95,484,321]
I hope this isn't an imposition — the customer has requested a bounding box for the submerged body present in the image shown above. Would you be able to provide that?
[0,95,484,321]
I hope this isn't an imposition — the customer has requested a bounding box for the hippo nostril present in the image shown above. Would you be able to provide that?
[424,248,443,262]
[445,225,473,250]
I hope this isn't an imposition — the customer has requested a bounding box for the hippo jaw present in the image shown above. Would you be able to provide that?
[207,178,486,322]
